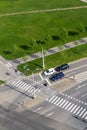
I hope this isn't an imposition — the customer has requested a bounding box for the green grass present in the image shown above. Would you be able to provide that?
[0,0,86,13]
[17,44,87,75]
[0,80,5,85]
[0,0,87,60]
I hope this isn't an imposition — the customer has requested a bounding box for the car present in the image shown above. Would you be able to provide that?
[49,72,64,81]
[55,63,69,71]
[43,68,55,76]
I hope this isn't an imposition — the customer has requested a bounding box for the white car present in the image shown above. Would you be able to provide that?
[43,68,55,76]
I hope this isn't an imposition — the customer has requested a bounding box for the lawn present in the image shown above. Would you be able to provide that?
[17,44,87,75]
[0,0,87,60]
[0,0,86,13]
[0,80,5,85]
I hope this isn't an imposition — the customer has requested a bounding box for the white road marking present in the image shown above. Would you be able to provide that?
[79,108,86,117]
[39,73,44,80]
[33,107,43,112]
[73,106,80,114]
[46,112,54,117]
[70,105,77,113]
[76,107,83,115]
[67,103,75,112]
[61,101,69,109]
[65,102,72,110]
[82,111,87,118]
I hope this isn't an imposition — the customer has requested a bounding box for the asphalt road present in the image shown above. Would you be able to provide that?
[0,58,87,130]
[0,105,78,130]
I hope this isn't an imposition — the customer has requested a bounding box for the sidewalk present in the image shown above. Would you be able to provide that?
[12,37,87,66]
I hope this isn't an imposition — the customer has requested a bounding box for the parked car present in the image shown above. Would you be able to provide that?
[55,63,69,71]
[43,68,55,76]
[49,72,64,81]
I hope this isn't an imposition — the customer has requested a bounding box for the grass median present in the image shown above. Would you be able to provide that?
[0,80,5,85]
[17,44,87,75]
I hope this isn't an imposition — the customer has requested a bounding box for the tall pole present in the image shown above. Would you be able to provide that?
[42,47,45,69]
[39,43,45,69]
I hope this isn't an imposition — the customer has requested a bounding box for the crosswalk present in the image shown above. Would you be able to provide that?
[11,80,41,95]
[46,95,87,122]
[75,71,87,82]
[5,63,13,68]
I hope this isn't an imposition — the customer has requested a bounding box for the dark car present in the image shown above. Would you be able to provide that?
[55,63,69,71]
[49,72,64,81]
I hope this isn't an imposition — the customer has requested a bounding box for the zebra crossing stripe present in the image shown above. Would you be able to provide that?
[54,97,59,104]
[18,82,25,88]
[73,106,80,114]
[67,103,75,112]
[37,89,40,92]
[70,104,77,113]
[82,111,87,118]
[51,96,58,103]
[14,81,23,87]
[65,102,72,110]
[8,63,12,67]
[54,97,61,105]
[59,100,66,107]
[11,81,16,85]
[5,64,10,68]
[79,109,86,117]
[61,101,69,109]
[48,95,56,102]
[22,84,29,90]
[85,115,87,120]
[25,85,32,91]
[29,88,34,93]
[25,84,28,90]
[76,107,83,116]
[20,83,27,89]
[15,81,24,87]
[12,80,20,86]
[56,98,63,106]
[21,84,28,90]
[32,89,37,94]
[27,86,33,92]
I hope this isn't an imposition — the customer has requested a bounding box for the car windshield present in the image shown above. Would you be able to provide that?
[46,70,50,73]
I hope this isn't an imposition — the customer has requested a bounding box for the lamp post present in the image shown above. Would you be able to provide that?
[39,43,45,69]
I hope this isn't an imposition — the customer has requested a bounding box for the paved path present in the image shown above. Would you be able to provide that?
[80,0,87,3]
[0,6,87,17]
[12,37,87,66]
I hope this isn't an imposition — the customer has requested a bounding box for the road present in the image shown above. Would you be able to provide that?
[0,105,78,130]
[0,58,87,130]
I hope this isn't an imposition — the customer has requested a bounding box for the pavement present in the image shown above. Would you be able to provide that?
[81,0,87,3]
[10,37,87,67]
[51,78,78,92]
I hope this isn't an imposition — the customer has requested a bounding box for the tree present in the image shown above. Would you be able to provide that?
[77,24,85,34]
[60,28,68,42]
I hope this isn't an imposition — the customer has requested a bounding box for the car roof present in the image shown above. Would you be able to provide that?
[47,68,54,71]
[61,63,68,66]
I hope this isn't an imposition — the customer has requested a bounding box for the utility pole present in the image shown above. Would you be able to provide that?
[39,43,45,69]
[42,47,45,69]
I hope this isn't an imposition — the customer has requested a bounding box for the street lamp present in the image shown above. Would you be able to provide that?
[39,43,45,69]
